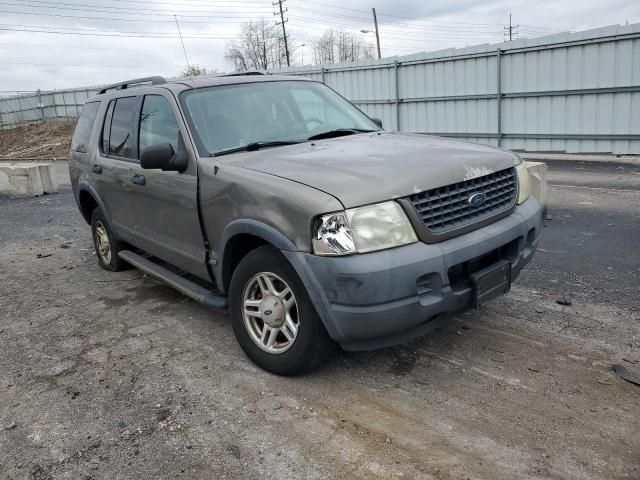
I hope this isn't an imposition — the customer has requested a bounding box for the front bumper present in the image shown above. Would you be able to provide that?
[284,197,543,351]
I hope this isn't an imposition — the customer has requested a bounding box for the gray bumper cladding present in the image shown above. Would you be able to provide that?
[284,197,543,351]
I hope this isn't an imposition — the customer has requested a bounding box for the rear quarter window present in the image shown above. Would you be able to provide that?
[70,101,100,153]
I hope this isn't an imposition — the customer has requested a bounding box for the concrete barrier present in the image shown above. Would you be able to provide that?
[0,161,59,196]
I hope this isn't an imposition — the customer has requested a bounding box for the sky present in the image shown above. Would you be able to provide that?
[0,0,638,93]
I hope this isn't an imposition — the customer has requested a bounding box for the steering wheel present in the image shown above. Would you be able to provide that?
[303,117,324,130]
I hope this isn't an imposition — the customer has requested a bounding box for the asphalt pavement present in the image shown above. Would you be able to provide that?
[0,159,638,479]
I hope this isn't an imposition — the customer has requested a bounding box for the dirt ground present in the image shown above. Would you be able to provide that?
[0,159,639,480]
[0,121,75,160]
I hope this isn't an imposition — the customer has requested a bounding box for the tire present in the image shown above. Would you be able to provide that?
[90,208,129,272]
[229,245,334,375]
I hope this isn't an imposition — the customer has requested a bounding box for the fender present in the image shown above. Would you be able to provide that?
[215,219,299,293]
[77,180,113,228]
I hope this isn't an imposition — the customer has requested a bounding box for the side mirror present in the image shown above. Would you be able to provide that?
[370,117,383,129]
[140,135,188,172]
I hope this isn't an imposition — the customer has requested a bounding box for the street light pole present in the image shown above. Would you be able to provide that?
[372,7,381,59]
[300,43,306,65]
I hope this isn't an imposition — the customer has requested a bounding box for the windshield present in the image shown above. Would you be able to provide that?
[180,80,379,156]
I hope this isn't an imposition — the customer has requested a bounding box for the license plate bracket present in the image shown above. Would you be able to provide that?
[470,260,511,307]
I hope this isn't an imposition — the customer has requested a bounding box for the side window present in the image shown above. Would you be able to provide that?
[108,96,138,159]
[139,95,180,153]
[101,100,114,154]
[71,101,100,153]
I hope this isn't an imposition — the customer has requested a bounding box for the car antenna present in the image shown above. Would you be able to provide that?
[174,15,191,72]
[174,15,214,154]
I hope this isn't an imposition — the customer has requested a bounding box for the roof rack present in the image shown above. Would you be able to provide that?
[99,76,166,94]
[220,71,265,77]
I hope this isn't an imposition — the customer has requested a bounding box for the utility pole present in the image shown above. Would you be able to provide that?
[504,13,519,41]
[274,0,290,67]
[372,7,381,59]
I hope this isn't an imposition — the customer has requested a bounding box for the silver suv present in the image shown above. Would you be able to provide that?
[69,74,546,374]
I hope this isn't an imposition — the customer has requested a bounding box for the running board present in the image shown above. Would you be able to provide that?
[117,250,228,309]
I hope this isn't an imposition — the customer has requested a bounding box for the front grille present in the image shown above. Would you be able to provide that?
[408,167,517,234]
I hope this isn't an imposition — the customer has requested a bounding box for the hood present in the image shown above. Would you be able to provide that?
[223,132,519,208]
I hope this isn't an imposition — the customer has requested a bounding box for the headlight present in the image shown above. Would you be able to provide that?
[313,201,417,256]
[515,162,530,204]
[515,160,548,206]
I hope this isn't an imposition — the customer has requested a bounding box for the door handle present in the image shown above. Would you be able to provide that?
[131,174,146,186]
[92,164,102,174]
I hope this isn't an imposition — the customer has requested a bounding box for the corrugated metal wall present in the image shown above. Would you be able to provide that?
[0,88,100,128]
[1,23,639,153]
[270,23,640,154]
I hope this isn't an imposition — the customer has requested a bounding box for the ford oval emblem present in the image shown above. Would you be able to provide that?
[468,193,487,207]
[264,309,273,316]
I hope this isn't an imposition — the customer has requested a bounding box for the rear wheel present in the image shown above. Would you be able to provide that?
[90,208,129,272]
[229,245,333,375]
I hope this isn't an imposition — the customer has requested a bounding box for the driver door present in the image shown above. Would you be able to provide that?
[127,91,209,280]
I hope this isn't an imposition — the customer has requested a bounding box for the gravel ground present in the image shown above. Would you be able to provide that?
[0,159,639,480]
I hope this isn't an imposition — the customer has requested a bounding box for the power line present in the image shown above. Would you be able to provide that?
[0,25,244,39]
[0,60,189,68]
[286,17,504,39]
[286,10,509,34]
[0,6,272,23]
[2,0,273,15]
[290,0,505,26]
[8,0,272,7]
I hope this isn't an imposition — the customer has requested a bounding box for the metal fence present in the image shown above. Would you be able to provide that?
[1,23,639,154]
[0,87,101,128]
[270,23,640,154]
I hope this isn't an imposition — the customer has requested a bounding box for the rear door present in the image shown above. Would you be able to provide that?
[127,91,207,279]
[93,95,141,245]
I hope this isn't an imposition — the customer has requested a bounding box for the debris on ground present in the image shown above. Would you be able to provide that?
[0,121,74,160]
[36,253,52,258]
[557,298,573,306]
[227,445,241,459]
[3,421,17,431]
[613,364,640,386]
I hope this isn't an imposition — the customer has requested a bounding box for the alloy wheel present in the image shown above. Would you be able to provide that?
[94,221,111,265]
[242,272,299,354]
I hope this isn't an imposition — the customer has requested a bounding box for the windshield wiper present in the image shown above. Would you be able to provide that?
[213,140,303,157]
[307,128,377,141]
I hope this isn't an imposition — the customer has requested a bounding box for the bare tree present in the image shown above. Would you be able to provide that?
[225,19,291,71]
[313,30,375,64]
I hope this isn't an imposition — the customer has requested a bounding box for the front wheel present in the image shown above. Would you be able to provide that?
[229,245,334,375]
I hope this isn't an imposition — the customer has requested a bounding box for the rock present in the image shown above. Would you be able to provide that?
[4,421,17,431]
[227,444,241,459]
[156,408,172,422]
[385,436,392,444]
[556,298,572,306]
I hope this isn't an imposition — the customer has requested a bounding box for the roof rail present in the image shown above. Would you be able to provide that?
[220,71,265,77]
[99,76,166,94]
